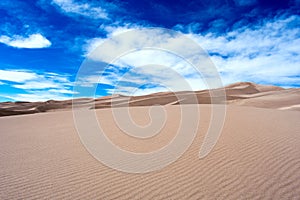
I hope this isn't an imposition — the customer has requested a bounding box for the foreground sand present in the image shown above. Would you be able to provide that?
[1,105,300,199]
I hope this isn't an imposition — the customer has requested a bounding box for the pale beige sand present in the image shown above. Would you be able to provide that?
[1,105,300,199]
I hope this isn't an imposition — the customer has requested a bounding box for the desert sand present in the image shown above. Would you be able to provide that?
[0,82,300,199]
[1,82,300,117]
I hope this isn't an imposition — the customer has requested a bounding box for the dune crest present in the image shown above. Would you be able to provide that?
[1,82,299,117]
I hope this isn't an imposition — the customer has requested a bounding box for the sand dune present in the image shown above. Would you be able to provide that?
[0,82,300,199]
[0,105,299,199]
[0,82,299,117]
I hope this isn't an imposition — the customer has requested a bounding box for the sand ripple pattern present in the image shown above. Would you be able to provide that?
[1,105,300,199]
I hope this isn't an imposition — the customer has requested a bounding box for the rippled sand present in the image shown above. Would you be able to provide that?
[1,104,299,199]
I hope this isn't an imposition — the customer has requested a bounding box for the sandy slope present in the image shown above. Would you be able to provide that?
[0,105,300,199]
[1,82,299,117]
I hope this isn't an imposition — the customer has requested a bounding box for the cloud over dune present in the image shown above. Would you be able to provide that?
[0,69,73,101]
[0,0,299,101]
[81,14,300,96]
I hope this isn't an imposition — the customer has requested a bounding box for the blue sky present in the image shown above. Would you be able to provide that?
[0,0,299,102]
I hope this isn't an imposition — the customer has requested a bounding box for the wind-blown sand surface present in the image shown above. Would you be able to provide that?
[1,104,300,199]
[1,82,300,199]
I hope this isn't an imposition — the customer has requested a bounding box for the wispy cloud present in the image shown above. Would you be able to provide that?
[4,91,73,102]
[0,70,39,82]
[82,33,211,96]
[191,15,300,86]
[82,14,300,97]
[84,24,143,55]
[13,81,62,90]
[0,34,51,48]
[52,0,108,19]
[0,69,74,101]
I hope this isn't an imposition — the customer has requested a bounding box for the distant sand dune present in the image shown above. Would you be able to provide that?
[1,82,299,117]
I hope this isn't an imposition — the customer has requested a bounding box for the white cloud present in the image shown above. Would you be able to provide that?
[107,85,169,96]
[83,38,105,55]
[52,0,108,19]
[0,69,72,88]
[82,29,212,95]
[0,70,39,82]
[4,92,72,102]
[78,49,208,96]
[86,28,206,64]
[81,28,222,95]
[0,34,51,48]
[13,81,61,89]
[79,14,300,96]
[101,24,140,36]
[190,15,300,86]
[48,89,78,94]
[0,69,74,101]
[84,24,144,55]
[75,73,114,87]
